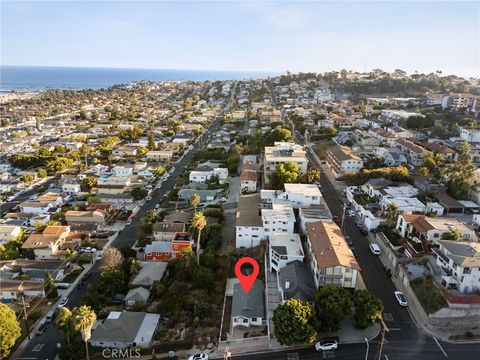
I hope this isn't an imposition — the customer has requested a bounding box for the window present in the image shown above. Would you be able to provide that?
[243,319,248,323]
[252,317,258,322]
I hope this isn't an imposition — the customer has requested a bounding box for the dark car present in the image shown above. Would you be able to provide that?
[359,227,369,236]
[345,236,353,247]
[36,323,48,336]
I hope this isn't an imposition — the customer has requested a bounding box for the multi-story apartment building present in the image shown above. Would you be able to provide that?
[393,139,428,167]
[264,142,308,184]
[459,127,480,143]
[435,240,480,294]
[262,203,295,241]
[325,144,363,177]
[442,94,480,113]
[260,183,322,209]
[305,220,360,289]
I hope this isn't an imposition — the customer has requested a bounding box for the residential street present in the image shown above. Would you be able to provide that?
[16,103,230,360]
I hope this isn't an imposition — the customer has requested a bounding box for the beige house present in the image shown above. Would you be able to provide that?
[306,220,360,289]
[22,226,72,260]
[65,210,107,229]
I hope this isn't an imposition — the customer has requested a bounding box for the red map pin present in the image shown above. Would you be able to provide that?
[235,257,259,294]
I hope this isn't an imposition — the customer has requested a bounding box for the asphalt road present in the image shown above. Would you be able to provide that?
[17,100,230,360]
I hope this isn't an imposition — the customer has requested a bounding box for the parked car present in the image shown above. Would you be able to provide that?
[36,323,48,336]
[188,354,208,360]
[369,243,381,255]
[345,236,353,247]
[394,291,408,306]
[315,340,338,351]
[57,297,68,308]
[126,219,132,226]
[359,227,369,236]
[348,210,355,217]
[146,196,152,202]
[45,309,57,323]
[155,203,160,209]
[96,251,104,260]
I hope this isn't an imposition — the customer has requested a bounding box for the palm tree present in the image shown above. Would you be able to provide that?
[55,307,73,343]
[189,193,200,211]
[191,212,207,266]
[73,305,97,360]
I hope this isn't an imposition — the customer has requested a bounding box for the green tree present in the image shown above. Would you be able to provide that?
[191,212,207,266]
[423,154,436,171]
[189,193,200,211]
[153,166,166,177]
[269,161,300,189]
[131,187,148,200]
[0,303,21,359]
[353,289,384,329]
[384,203,400,226]
[316,285,353,330]
[81,176,97,192]
[44,271,58,299]
[36,168,47,178]
[273,299,318,345]
[266,128,292,144]
[445,142,476,199]
[419,167,430,176]
[148,134,156,150]
[73,305,96,360]
[303,169,320,184]
[20,174,35,184]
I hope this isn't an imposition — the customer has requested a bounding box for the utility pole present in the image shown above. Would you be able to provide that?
[364,338,369,360]
[377,321,389,360]
[21,294,31,340]
[340,203,347,232]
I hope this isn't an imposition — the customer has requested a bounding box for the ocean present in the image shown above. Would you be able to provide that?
[0,65,276,91]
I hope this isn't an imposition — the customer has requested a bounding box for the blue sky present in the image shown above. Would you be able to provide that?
[1,1,479,77]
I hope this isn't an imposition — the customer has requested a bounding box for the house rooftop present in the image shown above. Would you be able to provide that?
[278,260,316,303]
[328,144,361,162]
[236,194,262,227]
[306,220,360,271]
[270,233,304,257]
[232,280,265,318]
[439,240,480,268]
[284,183,322,197]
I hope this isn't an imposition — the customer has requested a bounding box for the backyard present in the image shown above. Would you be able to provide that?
[411,275,448,314]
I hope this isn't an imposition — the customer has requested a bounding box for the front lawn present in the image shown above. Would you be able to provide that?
[62,268,83,283]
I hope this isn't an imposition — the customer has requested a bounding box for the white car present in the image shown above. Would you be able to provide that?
[57,297,69,308]
[315,340,338,351]
[155,204,160,209]
[369,243,381,255]
[95,252,104,260]
[348,210,355,217]
[394,291,408,306]
[126,219,132,226]
[188,354,208,360]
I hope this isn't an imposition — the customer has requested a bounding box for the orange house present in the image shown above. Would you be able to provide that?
[144,232,193,261]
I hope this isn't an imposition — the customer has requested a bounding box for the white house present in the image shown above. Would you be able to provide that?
[90,311,160,349]
[61,183,81,194]
[459,127,480,143]
[262,203,295,241]
[235,194,263,248]
[396,214,477,245]
[269,233,304,272]
[113,165,134,178]
[393,139,428,167]
[435,240,480,294]
[279,184,322,208]
[146,150,174,161]
[19,201,55,215]
[306,221,360,289]
[189,167,229,184]
[240,170,258,193]
[0,225,22,245]
[372,148,407,167]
